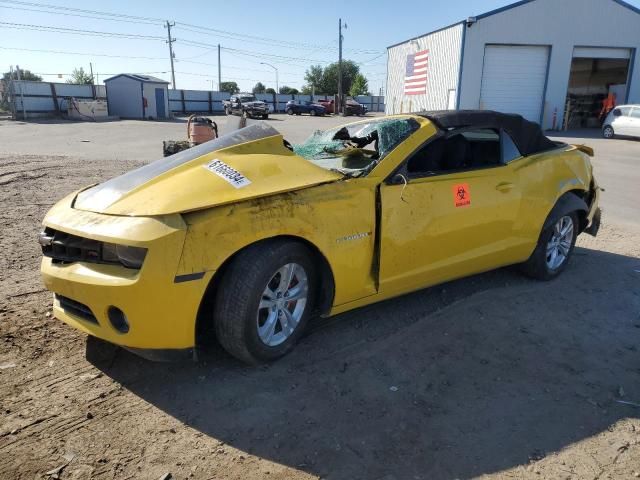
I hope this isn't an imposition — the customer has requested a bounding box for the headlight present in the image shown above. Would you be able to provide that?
[102,243,147,269]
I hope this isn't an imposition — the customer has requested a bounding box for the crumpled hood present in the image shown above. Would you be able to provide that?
[73,123,341,216]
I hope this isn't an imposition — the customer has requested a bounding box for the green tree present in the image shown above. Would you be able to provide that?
[349,73,369,96]
[2,68,42,110]
[66,67,93,85]
[302,60,361,95]
[252,82,266,94]
[2,68,42,82]
[303,65,324,92]
[322,60,360,96]
[219,81,240,94]
[265,87,276,94]
[279,86,299,95]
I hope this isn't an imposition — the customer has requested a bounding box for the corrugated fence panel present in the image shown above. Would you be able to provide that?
[8,81,105,116]
[54,83,94,98]
[386,23,463,114]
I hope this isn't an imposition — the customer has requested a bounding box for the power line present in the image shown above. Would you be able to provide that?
[174,23,381,55]
[0,45,166,60]
[0,0,382,54]
[0,4,162,25]
[0,21,165,40]
[0,0,163,24]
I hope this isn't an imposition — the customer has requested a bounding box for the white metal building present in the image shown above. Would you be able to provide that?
[386,0,640,129]
[104,74,170,120]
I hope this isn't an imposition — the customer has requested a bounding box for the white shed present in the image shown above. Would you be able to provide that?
[386,0,640,129]
[104,74,170,120]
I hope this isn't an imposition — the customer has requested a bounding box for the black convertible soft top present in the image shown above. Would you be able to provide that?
[418,110,558,156]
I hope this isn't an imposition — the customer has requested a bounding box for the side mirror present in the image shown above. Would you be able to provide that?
[613,109,622,117]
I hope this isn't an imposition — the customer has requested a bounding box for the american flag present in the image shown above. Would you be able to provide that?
[404,50,429,95]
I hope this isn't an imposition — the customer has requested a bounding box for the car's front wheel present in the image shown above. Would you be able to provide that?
[286,108,293,115]
[603,125,615,139]
[310,109,317,116]
[520,212,578,280]
[213,240,317,364]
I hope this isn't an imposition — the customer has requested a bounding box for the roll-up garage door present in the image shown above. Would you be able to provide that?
[479,45,549,123]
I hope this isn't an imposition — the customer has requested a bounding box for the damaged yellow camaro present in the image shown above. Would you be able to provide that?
[40,111,601,364]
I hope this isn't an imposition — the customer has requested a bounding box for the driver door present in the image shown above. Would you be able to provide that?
[378,129,524,296]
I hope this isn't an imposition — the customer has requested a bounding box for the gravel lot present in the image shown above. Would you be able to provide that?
[1,114,639,480]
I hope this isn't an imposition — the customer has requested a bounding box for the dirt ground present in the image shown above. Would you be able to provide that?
[1,116,639,480]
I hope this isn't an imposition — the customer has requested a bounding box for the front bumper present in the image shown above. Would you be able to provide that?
[40,194,213,352]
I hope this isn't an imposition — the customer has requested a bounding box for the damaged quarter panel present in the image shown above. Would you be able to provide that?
[510,144,593,256]
[178,178,379,307]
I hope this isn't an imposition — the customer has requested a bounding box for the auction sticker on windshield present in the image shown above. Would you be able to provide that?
[204,159,251,188]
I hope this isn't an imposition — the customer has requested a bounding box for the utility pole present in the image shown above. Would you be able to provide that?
[217,44,221,91]
[165,21,176,89]
[338,18,343,115]
[16,64,26,120]
[89,62,94,84]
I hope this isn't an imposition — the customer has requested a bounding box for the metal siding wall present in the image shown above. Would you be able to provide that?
[106,77,142,118]
[9,80,106,116]
[386,23,464,115]
[459,0,640,129]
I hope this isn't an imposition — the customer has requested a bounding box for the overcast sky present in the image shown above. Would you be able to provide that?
[2,0,639,93]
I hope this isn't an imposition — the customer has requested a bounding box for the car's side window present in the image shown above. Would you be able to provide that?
[630,108,640,119]
[407,128,505,177]
[617,106,632,117]
[501,131,522,163]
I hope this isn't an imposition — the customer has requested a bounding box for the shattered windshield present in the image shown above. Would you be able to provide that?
[293,118,419,177]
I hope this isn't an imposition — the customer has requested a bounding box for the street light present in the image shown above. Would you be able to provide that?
[260,62,279,95]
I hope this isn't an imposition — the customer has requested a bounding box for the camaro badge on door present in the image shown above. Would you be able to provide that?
[204,159,251,188]
[453,183,471,207]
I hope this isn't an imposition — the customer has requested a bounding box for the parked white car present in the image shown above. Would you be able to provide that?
[603,105,640,139]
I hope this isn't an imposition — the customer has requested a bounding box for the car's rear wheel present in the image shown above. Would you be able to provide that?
[603,125,615,139]
[520,212,578,280]
[213,240,317,364]
[286,108,293,115]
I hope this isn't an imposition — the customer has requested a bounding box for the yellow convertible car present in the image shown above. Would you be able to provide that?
[39,111,601,364]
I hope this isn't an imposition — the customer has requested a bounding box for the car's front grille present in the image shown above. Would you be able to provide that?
[56,294,98,324]
[40,228,103,265]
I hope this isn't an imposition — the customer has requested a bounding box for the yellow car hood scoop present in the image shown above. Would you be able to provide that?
[74,123,342,216]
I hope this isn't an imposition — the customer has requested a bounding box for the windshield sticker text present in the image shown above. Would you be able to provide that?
[204,159,251,189]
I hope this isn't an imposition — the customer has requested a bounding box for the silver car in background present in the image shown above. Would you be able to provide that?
[603,105,640,139]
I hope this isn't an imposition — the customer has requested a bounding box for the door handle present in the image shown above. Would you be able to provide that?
[495,182,514,192]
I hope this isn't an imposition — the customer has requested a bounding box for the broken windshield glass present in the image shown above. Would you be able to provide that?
[293,118,420,177]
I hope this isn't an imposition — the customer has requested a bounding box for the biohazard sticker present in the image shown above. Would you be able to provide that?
[453,183,471,207]
[204,159,251,189]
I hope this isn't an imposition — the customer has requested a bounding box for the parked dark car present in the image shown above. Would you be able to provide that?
[316,98,367,116]
[285,100,326,116]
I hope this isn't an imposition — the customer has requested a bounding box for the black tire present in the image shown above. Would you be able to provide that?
[520,211,579,281]
[286,108,294,115]
[310,109,317,116]
[213,240,317,364]
[603,125,615,139]
[262,114,268,120]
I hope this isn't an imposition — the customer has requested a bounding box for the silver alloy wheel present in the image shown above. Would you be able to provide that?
[546,215,574,270]
[257,263,308,347]
[603,126,614,139]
